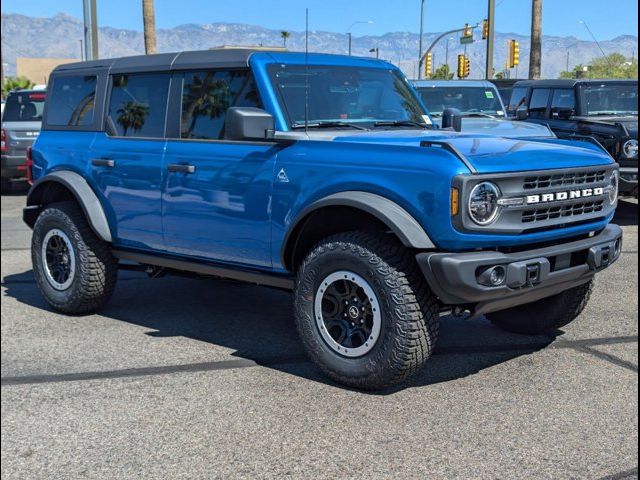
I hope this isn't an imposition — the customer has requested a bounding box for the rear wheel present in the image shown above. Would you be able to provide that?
[32,201,118,314]
[294,231,439,390]
[487,280,594,335]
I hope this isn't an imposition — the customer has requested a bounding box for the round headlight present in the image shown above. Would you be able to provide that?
[623,139,638,159]
[609,171,619,204]
[468,182,501,225]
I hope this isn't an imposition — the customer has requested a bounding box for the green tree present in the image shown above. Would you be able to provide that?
[559,53,638,79]
[281,31,291,48]
[2,76,35,97]
[431,64,454,80]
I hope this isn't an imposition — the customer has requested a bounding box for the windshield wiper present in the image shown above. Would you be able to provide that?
[463,112,497,118]
[373,120,430,129]
[291,121,368,131]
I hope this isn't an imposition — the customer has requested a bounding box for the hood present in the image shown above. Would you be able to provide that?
[329,129,614,174]
[575,115,638,137]
[432,116,554,138]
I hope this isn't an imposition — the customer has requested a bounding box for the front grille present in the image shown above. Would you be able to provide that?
[522,200,605,223]
[523,170,607,190]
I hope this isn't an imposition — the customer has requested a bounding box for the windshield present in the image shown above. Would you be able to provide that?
[417,86,504,117]
[268,65,429,129]
[2,91,46,122]
[580,83,638,116]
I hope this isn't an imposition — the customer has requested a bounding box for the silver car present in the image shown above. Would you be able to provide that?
[1,88,46,191]
[413,80,554,138]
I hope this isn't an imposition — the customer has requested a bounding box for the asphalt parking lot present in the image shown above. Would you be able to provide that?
[1,185,637,480]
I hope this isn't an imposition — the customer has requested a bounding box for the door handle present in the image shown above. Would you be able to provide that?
[91,158,115,168]
[168,164,196,174]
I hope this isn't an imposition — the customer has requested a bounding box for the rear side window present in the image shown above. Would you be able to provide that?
[180,70,261,140]
[107,73,170,138]
[528,88,551,118]
[47,75,96,126]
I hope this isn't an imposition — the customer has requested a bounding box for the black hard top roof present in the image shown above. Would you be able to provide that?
[513,78,639,88]
[52,48,263,75]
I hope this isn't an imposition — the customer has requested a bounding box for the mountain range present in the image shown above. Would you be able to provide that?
[1,12,638,79]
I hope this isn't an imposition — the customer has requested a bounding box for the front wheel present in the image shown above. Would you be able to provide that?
[32,201,118,314]
[487,280,594,335]
[294,231,439,390]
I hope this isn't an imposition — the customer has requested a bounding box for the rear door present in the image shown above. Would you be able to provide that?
[89,72,170,250]
[161,69,277,267]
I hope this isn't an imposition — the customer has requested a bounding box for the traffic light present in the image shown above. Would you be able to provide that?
[457,54,470,78]
[425,53,433,78]
[457,54,465,78]
[482,19,489,40]
[463,23,472,38]
[508,39,520,68]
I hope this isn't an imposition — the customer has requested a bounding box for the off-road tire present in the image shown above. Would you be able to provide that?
[1,177,12,193]
[32,201,118,314]
[487,280,594,335]
[294,231,439,390]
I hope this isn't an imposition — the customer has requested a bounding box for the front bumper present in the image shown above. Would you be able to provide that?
[417,224,623,316]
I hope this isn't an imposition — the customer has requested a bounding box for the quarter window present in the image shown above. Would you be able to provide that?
[47,75,97,126]
[180,70,261,140]
[107,73,170,137]
[529,88,551,118]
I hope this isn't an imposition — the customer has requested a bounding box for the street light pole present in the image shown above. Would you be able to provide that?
[347,21,373,56]
[82,0,99,60]
[485,0,496,79]
[418,0,425,79]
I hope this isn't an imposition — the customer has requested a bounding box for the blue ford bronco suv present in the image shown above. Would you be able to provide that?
[25,49,622,390]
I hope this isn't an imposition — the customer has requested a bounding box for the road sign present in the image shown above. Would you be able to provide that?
[460,35,474,45]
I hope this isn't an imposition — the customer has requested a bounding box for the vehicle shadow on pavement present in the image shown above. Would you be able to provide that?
[614,199,638,227]
[2,268,561,393]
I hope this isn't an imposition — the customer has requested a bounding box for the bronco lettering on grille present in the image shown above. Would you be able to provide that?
[526,187,605,205]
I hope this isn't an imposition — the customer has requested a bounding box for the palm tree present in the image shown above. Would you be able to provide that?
[280,31,291,48]
[2,76,35,97]
[529,0,542,79]
[142,0,157,54]
[117,101,150,135]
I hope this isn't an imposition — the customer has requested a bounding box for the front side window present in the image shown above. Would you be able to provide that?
[528,88,551,119]
[180,70,261,140]
[551,89,576,115]
[417,86,504,117]
[46,75,96,126]
[579,83,638,116]
[507,86,528,113]
[107,73,170,137]
[268,65,427,128]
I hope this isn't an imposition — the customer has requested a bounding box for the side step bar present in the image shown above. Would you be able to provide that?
[112,250,294,291]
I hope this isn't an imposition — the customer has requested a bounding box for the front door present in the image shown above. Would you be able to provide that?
[161,69,276,267]
[90,72,171,250]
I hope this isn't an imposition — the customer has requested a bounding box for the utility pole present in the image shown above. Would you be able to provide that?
[485,0,496,79]
[529,0,542,79]
[418,0,425,79]
[83,0,99,60]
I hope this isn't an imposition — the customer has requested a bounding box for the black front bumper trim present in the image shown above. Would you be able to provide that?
[417,224,623,316]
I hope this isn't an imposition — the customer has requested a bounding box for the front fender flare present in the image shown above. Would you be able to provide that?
[282,191,435,264]
[25,170,113,242]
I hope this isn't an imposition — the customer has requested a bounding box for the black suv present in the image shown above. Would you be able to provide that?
[509,79,638,197]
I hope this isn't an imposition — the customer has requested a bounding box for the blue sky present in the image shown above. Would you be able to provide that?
[2,0,638,40]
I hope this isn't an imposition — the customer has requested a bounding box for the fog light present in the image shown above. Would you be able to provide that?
[478,265,507,287]
[614,239,622,257]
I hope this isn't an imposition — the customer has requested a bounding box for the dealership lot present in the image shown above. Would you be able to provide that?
[1,188,637,479]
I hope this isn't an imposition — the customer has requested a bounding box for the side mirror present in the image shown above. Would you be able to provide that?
[224,107,275,141]
[516,106,529,120]
[441,108,463,132]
